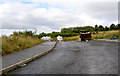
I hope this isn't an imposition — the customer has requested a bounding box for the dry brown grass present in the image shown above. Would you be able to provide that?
[62,30,120,41]
[92,30,120,39]
[0,38,2,52]
[63,36,79,41]
[2,35,44,56]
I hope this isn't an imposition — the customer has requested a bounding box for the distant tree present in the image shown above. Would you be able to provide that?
[61,28,68,33]
[52,31,56,33]
[68,27,74,33]
[118,24,120,29]
[118,24,120,28]
[104,26,109,31]
[95,25,99,31]
[95,25,98,28]
[25,31,33,36]
[73,27,80,33]
[115,24,120,30]
[83,26,94,32]
[110,24,116,30]
[99,25,104,31]
[41,32,45,34]
[37,32,47,38]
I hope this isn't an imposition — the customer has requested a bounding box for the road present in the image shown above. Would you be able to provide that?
[9,41,118,74]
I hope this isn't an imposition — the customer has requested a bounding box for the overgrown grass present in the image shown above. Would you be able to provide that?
[50,36,79,41]
[92,30,120,39]
[2,35,44,56]
[50,37,57,41]
[61,30,120,41]
[0,38,2,53]
[63,36,79,41]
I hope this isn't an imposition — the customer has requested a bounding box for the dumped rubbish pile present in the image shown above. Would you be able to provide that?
[41,36,51,41]
[57,36,63,42]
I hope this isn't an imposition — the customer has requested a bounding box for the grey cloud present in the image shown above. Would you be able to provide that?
[118,1,120,23]
[1,1,118,33]
[83,2,118,22]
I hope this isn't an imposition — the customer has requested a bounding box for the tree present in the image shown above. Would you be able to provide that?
[118,24,120,29]
[110,24,115,30]
[25,31,33,36]
[41,32,45,34]
[95,25,99,31]
[115,24,120,30]
[95,25,98,28]
[61,28,68,33]
[73,27,79,33]
[99,25,104,31]
[104,26,109,31]
[52,31,56,33]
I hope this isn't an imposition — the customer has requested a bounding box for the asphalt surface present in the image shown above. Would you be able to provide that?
[96,39,120,42]
[9,41,118,74]
[2,41,56,68]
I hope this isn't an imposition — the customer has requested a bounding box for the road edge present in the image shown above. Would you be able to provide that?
[94,39,120,43]
[0,41,57,74]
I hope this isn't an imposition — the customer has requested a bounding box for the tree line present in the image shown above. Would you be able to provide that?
[34,32,79,38]
[36,23,119,38]
[61,24,120,33]
[10,23,119,38]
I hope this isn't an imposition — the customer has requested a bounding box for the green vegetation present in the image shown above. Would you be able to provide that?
[33,23,120,41]
[35,32,79,38]
[50,37,57,41]
[34,23,120,41]
[1,23,120,55]
[58,23,120,41]
[61,24,120,33]
[61,30,120,41]
[0,38,2,53]
[61,26,95,33]
[2,31,44,56]
[50,36,79,41]
[63,36,79,41]
[92,30,120,39]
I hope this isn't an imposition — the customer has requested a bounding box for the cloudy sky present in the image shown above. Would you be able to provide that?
[0,0,119,36]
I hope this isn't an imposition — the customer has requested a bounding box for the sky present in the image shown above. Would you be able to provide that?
[0,0,119,36]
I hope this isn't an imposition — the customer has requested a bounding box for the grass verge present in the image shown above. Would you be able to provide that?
[63,36,79,41]
[92,30,120,39]
[60,30,120,41]
[0,38,2,53]
[2,35,44,56]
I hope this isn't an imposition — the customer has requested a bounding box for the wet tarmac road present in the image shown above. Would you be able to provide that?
[2,41,55,68]
[9,41,118,74]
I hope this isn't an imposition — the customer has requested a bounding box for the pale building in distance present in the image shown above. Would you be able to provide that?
[57,36,63,42]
